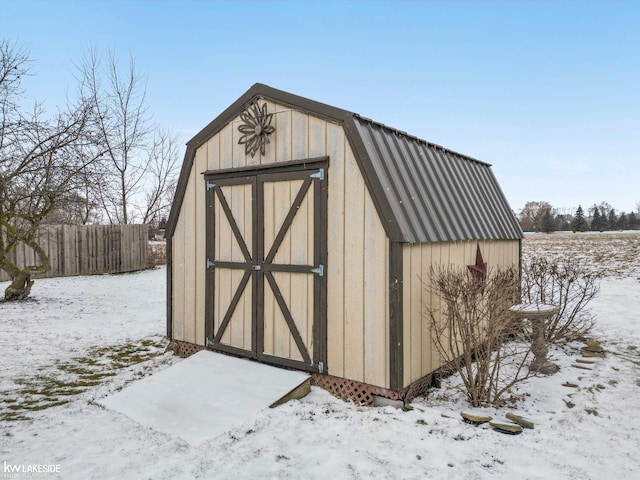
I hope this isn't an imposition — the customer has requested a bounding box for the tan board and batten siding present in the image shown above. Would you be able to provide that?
[402,239,519,387]
[171,100,390,388]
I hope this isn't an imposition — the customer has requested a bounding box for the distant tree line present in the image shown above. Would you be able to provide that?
[518,201,640,233]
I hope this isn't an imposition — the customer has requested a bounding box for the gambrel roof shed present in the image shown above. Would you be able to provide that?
[167,83,522,403]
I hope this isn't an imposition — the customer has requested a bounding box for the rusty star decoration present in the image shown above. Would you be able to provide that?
[237,102,275,157]
[467,243,487,285]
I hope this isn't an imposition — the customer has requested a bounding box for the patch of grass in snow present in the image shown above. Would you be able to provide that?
[0,335,167,422]
[584,383,606,394]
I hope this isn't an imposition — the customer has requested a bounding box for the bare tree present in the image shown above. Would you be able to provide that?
[0,40,100,300]
[79,48,152,224]
[137,128,179,226]
[519,201,553,232]
[0,41,178,300]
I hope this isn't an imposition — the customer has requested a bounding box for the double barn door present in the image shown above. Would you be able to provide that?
[205,164,327,373]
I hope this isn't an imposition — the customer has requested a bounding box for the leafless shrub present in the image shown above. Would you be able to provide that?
[426,266,535,407]
[521,256,599,343]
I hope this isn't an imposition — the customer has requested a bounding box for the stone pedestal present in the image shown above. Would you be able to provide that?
[510,304,560,375]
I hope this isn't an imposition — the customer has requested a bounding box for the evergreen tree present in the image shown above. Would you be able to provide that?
[607,209,618,231]
[571,205,588,232]
[555,214,570,231]
[628,212,639,230]
[590,205,604,232]
[617,213,628,231]
[541,210,556,233]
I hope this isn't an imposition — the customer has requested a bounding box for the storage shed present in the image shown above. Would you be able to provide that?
[166,83,523,403]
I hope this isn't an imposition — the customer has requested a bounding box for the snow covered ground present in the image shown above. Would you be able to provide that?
[1,232,639,479]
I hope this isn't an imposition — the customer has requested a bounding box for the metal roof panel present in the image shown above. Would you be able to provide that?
[352,117,522,243]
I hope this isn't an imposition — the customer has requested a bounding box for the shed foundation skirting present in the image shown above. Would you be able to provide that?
[171,339,206,358]
[310,372,442,405]
[310,374,402,405]
[169,340,440,405]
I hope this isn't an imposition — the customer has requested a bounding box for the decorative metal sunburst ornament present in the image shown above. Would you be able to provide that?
[237,102,275,157]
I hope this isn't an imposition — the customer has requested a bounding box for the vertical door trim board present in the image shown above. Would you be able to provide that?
[389,241,404,391]
[314,163,329,372]
[204,179,215,344]
[253,174,262,356]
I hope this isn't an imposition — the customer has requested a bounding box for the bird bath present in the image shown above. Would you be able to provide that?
[510,303,560,375]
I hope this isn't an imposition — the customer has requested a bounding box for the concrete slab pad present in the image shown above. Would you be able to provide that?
[99,350,310,445]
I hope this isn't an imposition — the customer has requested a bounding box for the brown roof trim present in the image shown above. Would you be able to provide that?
[166,144,193,237]
[342,116,405,241]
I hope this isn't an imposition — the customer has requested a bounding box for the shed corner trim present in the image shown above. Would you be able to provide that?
[389,241,404,391]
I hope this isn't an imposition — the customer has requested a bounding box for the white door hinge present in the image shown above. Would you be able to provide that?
[310,264,324,277]
[310,168,325,181]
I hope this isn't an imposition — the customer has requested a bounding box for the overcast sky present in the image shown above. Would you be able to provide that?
[2,0,638,214]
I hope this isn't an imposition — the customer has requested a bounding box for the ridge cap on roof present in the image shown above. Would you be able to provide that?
[351,113,491,167]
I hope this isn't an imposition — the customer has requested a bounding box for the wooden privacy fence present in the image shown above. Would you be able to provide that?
[0,224,149,282]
